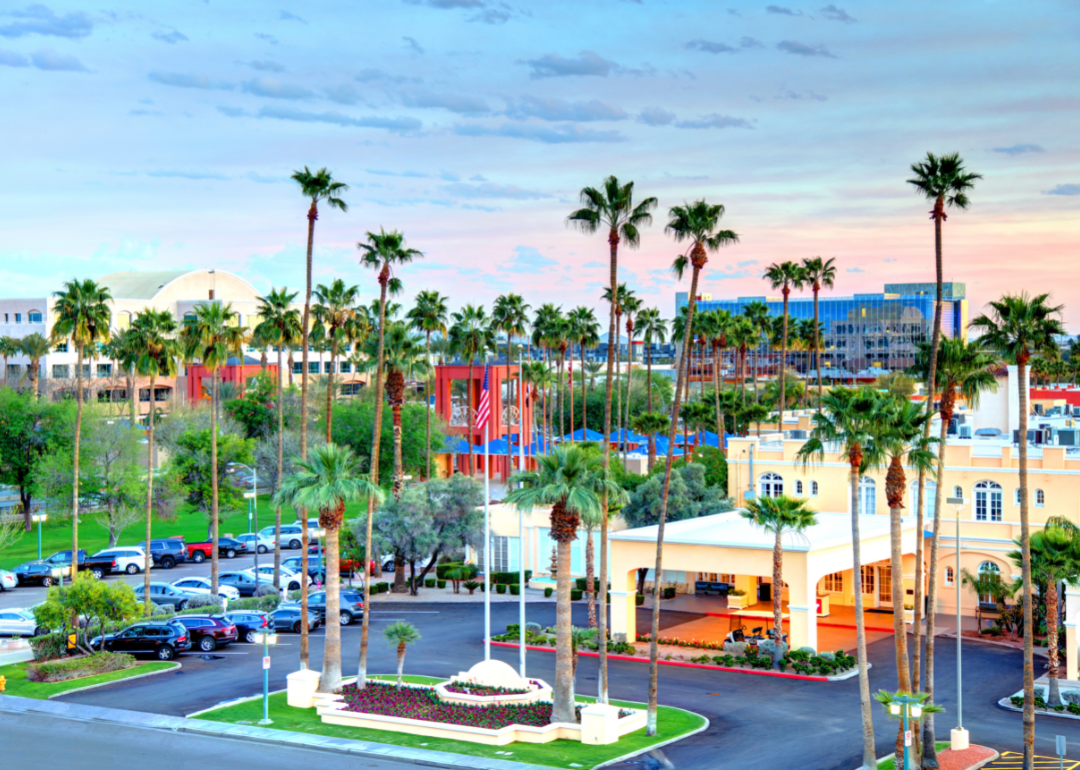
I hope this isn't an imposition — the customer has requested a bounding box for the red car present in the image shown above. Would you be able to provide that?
[173,615,239,652]
[306,544,366,574]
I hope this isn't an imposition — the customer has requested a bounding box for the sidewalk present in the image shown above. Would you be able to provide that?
[0,694,551,770]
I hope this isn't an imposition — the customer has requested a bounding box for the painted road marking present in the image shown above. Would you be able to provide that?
[986,752,1080,769]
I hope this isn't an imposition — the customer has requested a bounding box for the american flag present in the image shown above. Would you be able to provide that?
[476,365,491,431]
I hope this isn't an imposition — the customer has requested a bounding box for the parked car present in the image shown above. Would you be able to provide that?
[12,560,63,586]
[186,536,247,563]
[258,524,304,550]
[243,565,304,591]
[0,568,17,591]
[173,615,239,651]
[218,571,261,597]
[171,577,241,601]
[236,533,274,554]
[306,589,364,626]
[305,545,362,574]
[281,557,329,583]
[91,620,191,660]
[223,610,272,644]
[90,547,148,576]
[0,609,46,636]
[17,550,118,581]
[133,582,199,610]
[269,606,320,634]
[138,538,188,569]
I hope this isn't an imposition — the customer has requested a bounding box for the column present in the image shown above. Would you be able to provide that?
[1066,583,1080,682]
[786,572,816,652]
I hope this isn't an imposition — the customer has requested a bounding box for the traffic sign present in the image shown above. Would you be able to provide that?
[904,731,912,747]
[244,492,257,499]
[263,656,271,670]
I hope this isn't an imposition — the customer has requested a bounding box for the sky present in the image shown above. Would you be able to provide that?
[1,0,1078,327]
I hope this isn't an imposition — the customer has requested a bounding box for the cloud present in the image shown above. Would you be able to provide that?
[685,37,762,54]
[777,40,836,58]
[992,143,1044,155]
[128,108,162,116]
[883,258,897,263]
[441,182,551,200]
[674,113,752,129]
[520,51,617,78]
[496,246,560,273]
[404,91,490,114]
[767,5,802,15]
[152,30,188,44]
[242,77,314,100]
[325,83,361,104]
[216,105,246,117]
[0,48,28,66]
[254,32,278,45]
[146,170,229,180]
[246,171,285,184]
[252,105,422,132]
[367,168,428,177]
[583,261,606,268]
[705,267,754,281]
[403,36,424,54]
[0,5,93,39]
[239,59,285,72]
[506,95,626,122]
[739,37,765,49]
[470,8,511,24]
[30,49,86,71]
[470,174,487,181]
[846,266,864,273]
[637,107,676,126]
[454,122,624,143]
[150,71,233,90]
[820,4,856,22]
[355,68,415,84]
[278,10,307,23]
[777,87,827,101]
[1045,184,1080,196]
[404,0,484,6]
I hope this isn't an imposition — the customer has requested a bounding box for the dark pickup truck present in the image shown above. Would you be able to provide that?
[13,549,121,585]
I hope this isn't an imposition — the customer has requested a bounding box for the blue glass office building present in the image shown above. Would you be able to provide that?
[675,283,967,374]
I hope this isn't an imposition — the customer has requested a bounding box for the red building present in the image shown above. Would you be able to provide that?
[185,356,274,403]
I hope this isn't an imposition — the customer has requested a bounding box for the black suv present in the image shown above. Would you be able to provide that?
[12,561,60,586]
[307,589,364,626]
[139,538,187,569]
[92,620,191,660]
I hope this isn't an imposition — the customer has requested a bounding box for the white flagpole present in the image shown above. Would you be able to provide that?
[484,414,491,661]
[517,351,526,677]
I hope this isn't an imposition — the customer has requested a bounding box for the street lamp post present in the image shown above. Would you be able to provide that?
[253,631,278,725]
[947,495,970,750]
[889,694,924,770]
[31,513,47,561]
[231,463,259,586]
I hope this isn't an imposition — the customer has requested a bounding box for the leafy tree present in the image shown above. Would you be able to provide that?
[33,572,140,654]
[224,374,278,439]
[0,390,73,530]
[170,429,254,534]
[331,399,445,485]
[372,488,439,594]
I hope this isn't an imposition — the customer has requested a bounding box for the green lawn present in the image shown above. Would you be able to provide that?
[0,660,177,699]
[876,742,950,770]
[193,675,706,770]
[0,496,372,571]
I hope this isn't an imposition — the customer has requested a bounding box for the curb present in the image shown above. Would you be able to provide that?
[595,707,710,769]
[997,697,1080,720]
[47,661,181,699]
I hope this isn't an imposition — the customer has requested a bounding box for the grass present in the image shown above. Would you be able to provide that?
[0,660,176,699]
[876,742,950,770]
[193,675,706,769]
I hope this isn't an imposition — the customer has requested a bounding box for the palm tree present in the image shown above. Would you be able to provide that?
[584,361,603,392]
[493,293,531,478]
[356,228,421,688]
[621,293,643,470]
[0,335,19,388]
[702,309,733,441]
[794,318,820,408]
[448,304,496,477]
[636,308,667,459]
[50,278,113,576]
[255,288,302,588]
[274,444,384,693]
[383,621,422,689]
[180,302,248,596]
[741,301,771,405]
[798,387,883,770]
[20,333,49,399]
[568,307,600,437]
[540,311,570,439]
[312,279,360,443]
[971,292,1064,763]
[505,446,626,722]
[740,494,817,662]
[524,361,555,453]
[801,257,836,406]
[406,291,449,480]
[129,309,180,612]
[630,412,669,472]
[727,316,754,405]
[763,262,805,421]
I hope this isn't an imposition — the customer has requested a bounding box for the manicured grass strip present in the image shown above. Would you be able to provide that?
[0,661,177,699]
[192,675,705,770]
[876,742,950,770]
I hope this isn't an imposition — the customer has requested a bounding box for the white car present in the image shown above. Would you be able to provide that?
[243,564,303,590]
[91,547,149,575]
[171,576,241,601]
[236,533,275,554]
[0,568,17,591]
[0,608,46,636]
[258,524,306,550]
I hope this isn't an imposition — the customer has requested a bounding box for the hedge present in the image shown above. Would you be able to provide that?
[26,652,136,683]
[495,584,507,594]
[509,584,520,596]
[489,571,532,585]
[636,594,645,606]
[575,578,601,592]
[376,582,389,593]
[571,589,583,601]
[424,578,436,588]
[544,587,553,598]
[662,587,676,599]
[436,580,447,589]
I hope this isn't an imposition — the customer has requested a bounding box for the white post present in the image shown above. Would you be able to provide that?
[484,419,491,661]
[518,350,526,677]
[948,496,969,751]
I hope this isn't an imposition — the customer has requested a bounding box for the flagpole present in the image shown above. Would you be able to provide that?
[517,350,526,678]
[484,413,491,661]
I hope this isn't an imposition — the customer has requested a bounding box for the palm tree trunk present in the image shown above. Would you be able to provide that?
[850,459,877,770]
[886,456,910,692]
[553,532,576,723]
[1048,579,1062,705]
[920,414,948,769]
[467,361,476,474]
[581,344,587,437]
[425,331,433,480]
[210,369,220,595]
[780,289,789,419]
[714,343,724,443]
[275,346,284,589]
[569,346,576,440]
[507,334,514,483]
[322,521,343,693]
[71,344,84,579]
[773,529,784,666]
[624,326,634,472]
[392,402,404,497]
[647,343,656,466]
[585,529,597,628]
[597,226,618,705]
[143,374,156,613]
[1018,358,1036,767]
[298,200,317,671]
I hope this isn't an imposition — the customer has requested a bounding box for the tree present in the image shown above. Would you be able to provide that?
[763,262,805,421]
[621,292,644,472]
[180,302,247,595]
[171,428,254,526]
[566,175,656,705]
[630,412,669,473]
[801,257,836,406]
[645,199,738,734]
[505,446,626,723]
[636,309,667,462]
[741,494,817,664]
[741,301,770,406]
[0,390,72,530]
[50,278,113,577]
[971,292,1064,764]
[568,306,600,436]
[33,572,140,654]
[0,335,19,389]
[20,333,50,400]
[448,304,496,475]
[275,444,383,693]
[798,387,882,770]
[384,621,422,689]
[372,486,439,593]
[493,293,531,480]
[312,279,360,443]
[255,287,302,589]
[406,290,449,480]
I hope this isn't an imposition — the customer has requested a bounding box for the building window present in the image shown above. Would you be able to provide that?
[858,476,876,514]
[1035,489,1045,507]
[810,480,819,497]
[341,382,364,396]
[823,572,844,592]
[719,573,735,583]
[945,566,954,585]
[52,364,69,379]
[1014,488,1021,506]
[96,364,112,379]
[28,311,42,323]
[308,362,319,374]
[795,480,804,496]
[54,342,68,353]
[489,536,510,573]
[975,480,1003,522]
[912,481,937,519]
[324,362,334,374]
[759,472,783,498]
[292,362,302,374]
[860,565,874,594]
[14,313,21,323]
[340,361,351,374]
[977,561,1000,604]
[6,364,22,380]
[139,388,151,402]
[155,388,171,402]
[953,485,963,499]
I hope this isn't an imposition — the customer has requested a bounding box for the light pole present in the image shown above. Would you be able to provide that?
[31,513,47,561]
[888,694,924,770]
[253,630,278,725]
[947,495,970,750]
[231,463,259,585]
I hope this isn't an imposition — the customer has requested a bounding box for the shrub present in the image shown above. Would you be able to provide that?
[376,582,390,594]
[723,641,747,655]
[635,594,645,606]
[424,578,436,589]
[436,562,462,580]
[30,632,69,661]
[571,589,583,601]
[575,578,586,591]
[1010,695,1024,708]
[229,594,280,612]
[544,587,554,598]
[818,651,836,661]
[464,581,480,595]
[608,641,635,654]
[26,652,136,683]
[495,584,507,595]
[436,580,447,589]
[662,587,676,600]
[797,646,816,656]
[186,594,224,610]
[509,584,520,596]
[254,584,278,598]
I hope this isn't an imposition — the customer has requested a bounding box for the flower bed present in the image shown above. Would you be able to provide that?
[492,625,635,655]
[26,652,137,683]
[443,682,532,697]
[638,634,858,676]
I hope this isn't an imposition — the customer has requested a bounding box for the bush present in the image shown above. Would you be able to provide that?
[26,652,136,683]
[818,651,836,661]
[30,632,69,661]
[571,589,583,601]
[254,584,279,598]
[436,562,462,580]
[229,594,280,612]
[436,580,447,590]
[544,587,553,598]
[464,581,480,595]
[797,646,816,655]
[635,594,645,606]
[376,582,390,594]
[489,570,531,585]
[185,594,224,610]
[424,578,436,589]
[495,584,507,595]
[662,587,676,600]
[509,584,520,596]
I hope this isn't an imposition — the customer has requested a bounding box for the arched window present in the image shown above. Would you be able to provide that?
[27,310,43,324]
[978,561,1001,604]
[795,480,804,496]
[974,481,1003,522]
[945,566,954,585]
[811,481,819,497]
[1035,489,1045,507]
[114,311,132,331]
[759,473,783,499]
[911,481,937,519]
[858,476,876,514]
[953,485,963,499]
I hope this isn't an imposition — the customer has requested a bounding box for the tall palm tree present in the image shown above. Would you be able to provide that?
[274,444,384,693]
[801,257,836,407]
[505,446,626,722]
[180,302,248,596]
[742,301,771,405]
[356,228,421,688]
[524,361,555,453]
[740,494,817,662]
[728,316,754,405]
[630,412,669,472]
[621,293,643,470]
[406,290,449,480]
[763,262,805,421]
[541,312,570,440]
[20,333,49,399]
[793,318,820,408]
[255,288,302,588]
[312,279,360,443]
[798,387,883,770]
[567,176,656,704]
[129,309,180,611]
[493,294,531,478]
[636,309,667,461]
[568,306,600,436]
[971,292,1064,766]
[0,335,19,388]
[602,283,632,438]
[702,309,733,442]
[448,305,496,476]
[643,199,739,733]
[50,278,113,575]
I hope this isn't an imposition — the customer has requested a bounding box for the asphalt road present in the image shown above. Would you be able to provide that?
[47,600,1080,770]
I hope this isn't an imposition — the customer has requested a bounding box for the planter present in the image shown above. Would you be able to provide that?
[727,594,749,610]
